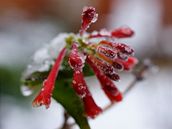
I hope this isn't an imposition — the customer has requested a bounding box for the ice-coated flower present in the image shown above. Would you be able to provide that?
[80,6,98,35]
[32,47,66,108]
[22,6,138,118]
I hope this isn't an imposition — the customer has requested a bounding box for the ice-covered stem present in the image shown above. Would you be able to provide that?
[32,47,66,108]
[80,6,98,35]
[87,56,122,102]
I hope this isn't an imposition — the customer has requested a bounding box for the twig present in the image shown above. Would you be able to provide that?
[60,112,71,129]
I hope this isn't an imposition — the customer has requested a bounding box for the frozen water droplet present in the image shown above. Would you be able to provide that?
[21,85,33,96]
[92,13,98,23]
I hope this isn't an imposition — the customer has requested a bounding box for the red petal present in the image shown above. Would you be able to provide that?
[32,47,66,108]
[87,57,122,102]
[111,27,134,38]
[80,6,98,35]
[72,70,102,118]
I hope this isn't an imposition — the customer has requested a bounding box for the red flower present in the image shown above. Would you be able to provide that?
[31,6,137,118]
[32,48,66,108]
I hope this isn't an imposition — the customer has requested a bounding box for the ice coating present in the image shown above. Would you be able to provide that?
[21,85,33,96]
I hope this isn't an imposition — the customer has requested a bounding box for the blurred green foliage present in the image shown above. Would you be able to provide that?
[0,66,23,98]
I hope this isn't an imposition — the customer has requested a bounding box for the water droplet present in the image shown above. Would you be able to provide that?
[21,85,33,96]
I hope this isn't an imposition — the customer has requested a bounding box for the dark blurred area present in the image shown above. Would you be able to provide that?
[0,0,172,129]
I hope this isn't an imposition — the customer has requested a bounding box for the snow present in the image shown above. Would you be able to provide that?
[24,33,69,77]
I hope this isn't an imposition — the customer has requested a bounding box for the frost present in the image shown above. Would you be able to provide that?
[21,85,33,96]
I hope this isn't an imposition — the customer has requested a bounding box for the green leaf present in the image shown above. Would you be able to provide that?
[53,79,90,129]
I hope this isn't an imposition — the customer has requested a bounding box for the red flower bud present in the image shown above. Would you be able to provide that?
[111,27,134,38]
[116,57,138,71]
[68,43,85,71]
[115,43,134,56]
[32,47,66,108]
[72,70,102,118]
[80,6,98,35]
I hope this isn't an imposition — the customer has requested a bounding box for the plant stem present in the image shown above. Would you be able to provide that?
[60,112,71,129]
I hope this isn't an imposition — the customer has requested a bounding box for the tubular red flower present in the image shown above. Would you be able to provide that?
[116,57,138,71]
[111,27,134,38]
[80,6,98,35]
[87,56,122,102]
[72,70,102,118]
[32,47,66,108]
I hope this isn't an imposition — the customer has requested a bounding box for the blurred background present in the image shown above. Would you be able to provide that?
[0,0,172,129]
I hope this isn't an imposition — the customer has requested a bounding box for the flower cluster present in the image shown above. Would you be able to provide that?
[29,6,138,118]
